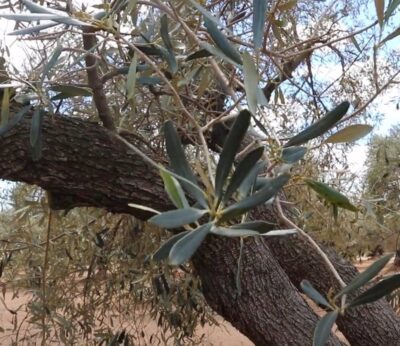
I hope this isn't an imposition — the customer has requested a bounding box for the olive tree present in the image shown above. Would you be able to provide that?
[1,0,400,345]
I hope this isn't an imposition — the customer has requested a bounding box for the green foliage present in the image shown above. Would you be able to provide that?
[304,179,358,212]
[242,52,259,115]
[313,311,339,346]
[300,280,332,308]
[335,253,393,299]
[281,146,307,164]
[149,208,207,229]
[0,0,398,343]
[302,253,400,345]
[0,193,213,344]
[253,0,268,50]
[215,110,251,200]
[169,222,212,265]
[30,107,44,161]
[348,274,400,308]
[163,121,207,208]
[49,85,93,100]
[325,124,373,144]
[151,111,293,265]
[285,102,350,147]
[203,17,242,65]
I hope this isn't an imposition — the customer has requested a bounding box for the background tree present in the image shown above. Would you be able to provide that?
[1,0,400,345]
[362,125,400,254]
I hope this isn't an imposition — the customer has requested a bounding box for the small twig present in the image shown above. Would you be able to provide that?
[340,68,400,124]
[82,27,116,131]
[41,209,53,346]
[201,94,245,132]
[275,197,346,288]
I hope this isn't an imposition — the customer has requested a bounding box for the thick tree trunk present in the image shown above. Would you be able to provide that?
[193,236,342,345]
[1,111,398,345]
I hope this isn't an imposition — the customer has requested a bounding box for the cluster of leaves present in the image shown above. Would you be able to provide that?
[148,109,295,266]
[147,96,373,269]
[302,253,400,346]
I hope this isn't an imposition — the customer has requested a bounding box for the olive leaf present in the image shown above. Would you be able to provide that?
[149,208,208,229]
[313,311,339,346]
[285,102,350,147]
[325,124,373,144]
[335,253,393,299]
[305,179,357,212]
[164,121,207,208]
[169,222,212,265]
[215,110,251,201]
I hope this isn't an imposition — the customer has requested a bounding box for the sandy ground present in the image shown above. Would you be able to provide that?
[0,257,398,345]
[0,289,253,346]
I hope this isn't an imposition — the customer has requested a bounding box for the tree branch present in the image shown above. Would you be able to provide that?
[0,110,344,345]
[82,27,116,131]
[1,108,399,345]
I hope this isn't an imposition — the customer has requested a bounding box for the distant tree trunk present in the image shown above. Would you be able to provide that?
[1,111,399,345]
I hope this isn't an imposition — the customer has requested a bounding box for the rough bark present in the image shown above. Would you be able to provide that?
[0,111,398,344]
[193,236,343,346]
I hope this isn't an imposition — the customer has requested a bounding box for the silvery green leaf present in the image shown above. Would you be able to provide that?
[260,229,297,237]
[223,147,264,203]
[348,274,400,308]
[42,45,63,81]
[242,52,258,115]
[282,146,307,164]
[30,107,44,161]
[160,170,189,209]
[149,208,208,228]
[285,102,350,147]
[169,222,212,265]
[325,124,373,144]
[0,13,65,21]
[128,203,160,215]
[204,17,242,65]
[215,110,251,201]
[211,226,260,237]
[160,14,177,75]
[231,221,276,233]
[237,161,265,198]
[153,231,190,262]
[305,179,358,212]
[335,253,393,299]
[164,121,208,208]
[22,0,89,26]
[186,49,213,61]
[253,0,268,50]
[313,311,339,346]
[221,173,290,221]
[301,280,331,308]
[9,23,59,36]
[23,0,67,15]
[199,42,241,66]
[126,54,138,101]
